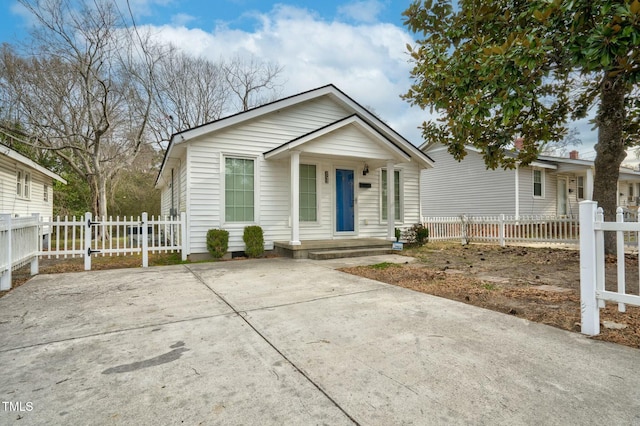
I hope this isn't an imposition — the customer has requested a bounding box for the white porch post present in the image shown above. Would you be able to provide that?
[586,168,594,201]
[387,160,395,241]
[290,151,301,245]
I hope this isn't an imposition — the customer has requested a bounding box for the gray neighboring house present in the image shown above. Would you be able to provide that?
[420,143,640,218]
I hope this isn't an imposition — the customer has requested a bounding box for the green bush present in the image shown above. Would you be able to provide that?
[395,227,402,242]
[206,229,229,259]
[243,225,264,258]
[403,223,429,246]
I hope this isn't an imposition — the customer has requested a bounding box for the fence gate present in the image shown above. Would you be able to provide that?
[42,212,186,271]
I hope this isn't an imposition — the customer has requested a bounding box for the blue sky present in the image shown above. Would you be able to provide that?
[0,0,603,161]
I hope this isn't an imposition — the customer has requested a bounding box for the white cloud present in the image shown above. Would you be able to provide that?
[170,13,196,27]
[143,4,430,144]
[337,0,385,23]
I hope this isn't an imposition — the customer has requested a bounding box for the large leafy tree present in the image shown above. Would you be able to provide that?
[403,0,640,250]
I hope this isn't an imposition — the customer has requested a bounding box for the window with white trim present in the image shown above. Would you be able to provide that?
[224,157,254,222]
[16,169,31,199]
[44,184,49,202]
[299,164,317,222]
[533,169,544,197]
[381,168,401,221]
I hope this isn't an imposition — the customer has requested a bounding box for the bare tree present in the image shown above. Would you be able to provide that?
[148,49,230,149]
[223,54,284,112]
[539,127,582,157]
[0,0,157,219]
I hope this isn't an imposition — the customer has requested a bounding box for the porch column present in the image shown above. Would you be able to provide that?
[289,151,301,245]
[387,160,395,241]
[586,168,594,201]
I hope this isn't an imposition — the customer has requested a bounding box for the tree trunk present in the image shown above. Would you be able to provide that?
[592,74,627,254]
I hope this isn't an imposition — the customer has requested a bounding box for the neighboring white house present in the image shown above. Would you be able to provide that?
[0,144,66,219]
[155,85,434,257]
[421,143,640,218]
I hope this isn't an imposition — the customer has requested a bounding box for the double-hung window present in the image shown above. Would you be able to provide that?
[381,169,401,221]
[225,158,254,222]
[16,169,31,199]
[577,176,584,200]
[533,169,544,198]
[299,164,317,222]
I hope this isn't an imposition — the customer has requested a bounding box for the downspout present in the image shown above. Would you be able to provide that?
[171,168,175,216]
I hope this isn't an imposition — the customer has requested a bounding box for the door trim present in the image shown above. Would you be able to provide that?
[334,167,357,235]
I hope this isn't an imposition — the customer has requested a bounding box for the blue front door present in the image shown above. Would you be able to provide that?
[336,169,355,232]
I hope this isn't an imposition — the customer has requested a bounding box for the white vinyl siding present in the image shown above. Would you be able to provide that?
[184,97,348,253]
[300,164,317,222]
[381,169,401,222]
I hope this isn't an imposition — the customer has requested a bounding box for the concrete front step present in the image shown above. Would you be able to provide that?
[308,247,394,260]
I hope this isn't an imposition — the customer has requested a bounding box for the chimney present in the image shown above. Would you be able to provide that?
[569,150,579,160]
[514,137,524,150]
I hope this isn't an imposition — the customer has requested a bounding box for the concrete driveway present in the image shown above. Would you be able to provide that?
[1,256,639,425]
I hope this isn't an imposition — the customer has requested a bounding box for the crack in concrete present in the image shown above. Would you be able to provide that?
[184,264,361,426]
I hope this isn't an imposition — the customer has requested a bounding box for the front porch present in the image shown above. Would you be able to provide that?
[274,238,395,260]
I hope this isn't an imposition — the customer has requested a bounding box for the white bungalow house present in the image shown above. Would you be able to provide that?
[155,85,434,258]
[0,144,66,219]
[421,143,640,218]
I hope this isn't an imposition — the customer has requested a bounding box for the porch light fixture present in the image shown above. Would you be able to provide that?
[362,163,369,176]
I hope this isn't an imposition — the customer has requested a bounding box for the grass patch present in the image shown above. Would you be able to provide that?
[369,262,401,270]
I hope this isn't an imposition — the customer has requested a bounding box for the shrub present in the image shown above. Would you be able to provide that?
[395,227,402,242]
[403,223,429,246]
[206,229,229,259]
[243,225,264,258]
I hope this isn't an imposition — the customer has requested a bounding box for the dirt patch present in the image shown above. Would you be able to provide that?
[340,242,640,349]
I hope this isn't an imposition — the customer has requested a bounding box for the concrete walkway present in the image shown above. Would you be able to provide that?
[1,256,639,425]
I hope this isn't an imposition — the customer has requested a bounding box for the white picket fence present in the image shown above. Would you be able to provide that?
[0,212,186,291]
[423,214,580,246]
[0,214,41,290]
[580,201,640,336]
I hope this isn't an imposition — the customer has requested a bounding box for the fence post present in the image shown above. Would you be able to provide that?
[579,201,599,336]
[499,214,505,247]
[1,214,12,291]
[84,212,92,271]
[142,212,148,268]
[616,208,626,312]
[180,211,187,261]
[461,214,468,245]
[31,213,39,276]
